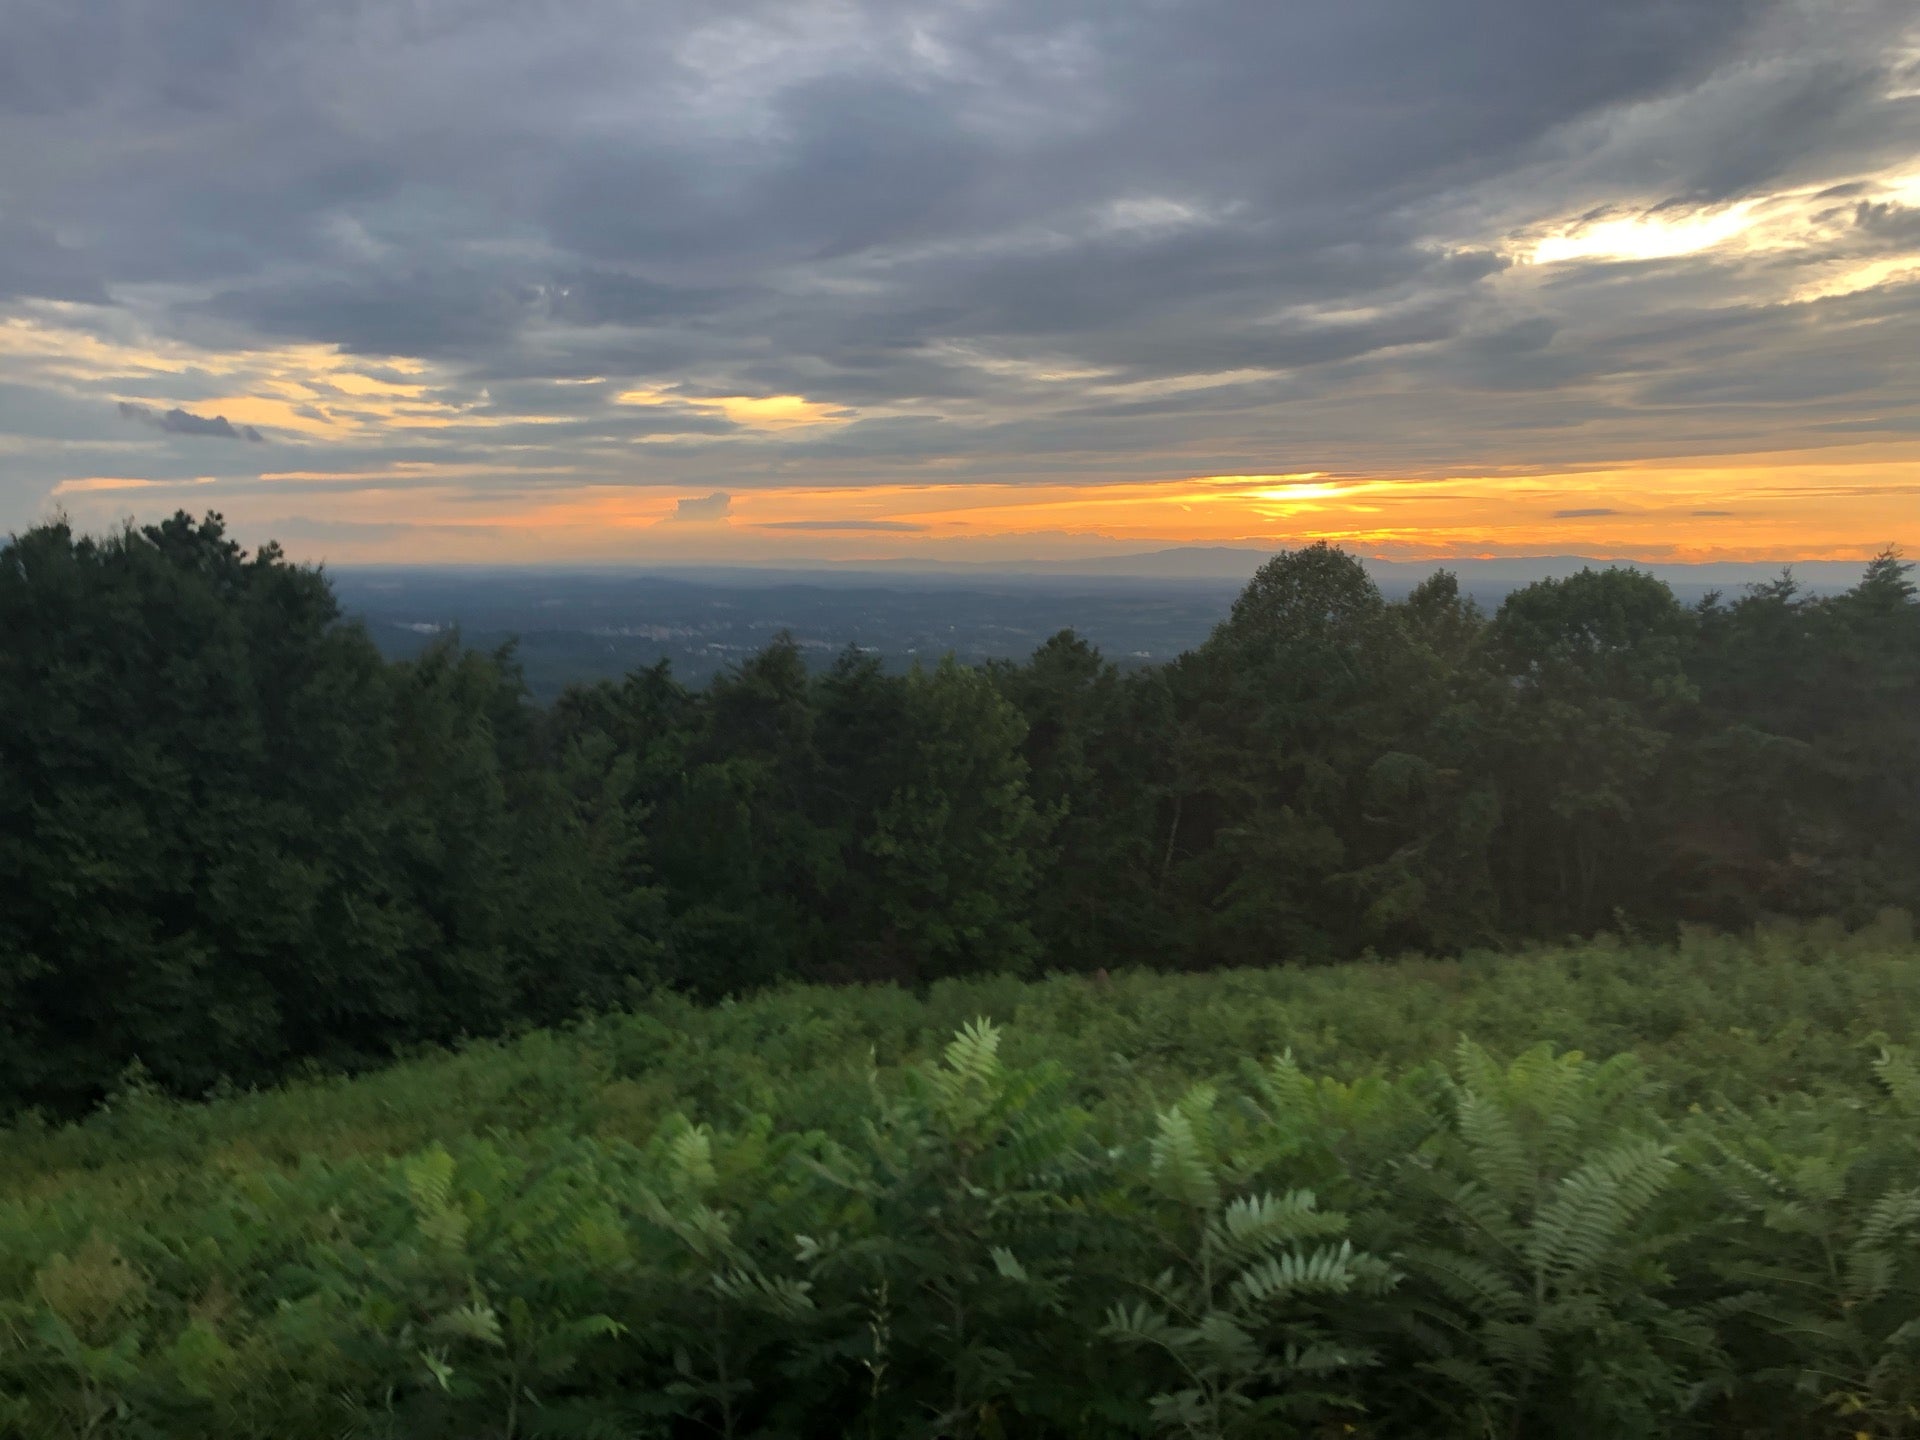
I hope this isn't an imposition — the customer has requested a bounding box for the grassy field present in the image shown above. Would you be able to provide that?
[5,919,1920,1437]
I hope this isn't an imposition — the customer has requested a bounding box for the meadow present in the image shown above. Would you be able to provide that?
[5,919,1920,1438]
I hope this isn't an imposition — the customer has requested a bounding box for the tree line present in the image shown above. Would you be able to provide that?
[3,512,1915,1112]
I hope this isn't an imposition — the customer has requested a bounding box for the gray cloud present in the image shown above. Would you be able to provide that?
[117,402,265,442]
[1552,508,1620,518]
[0,220,107,303]
[0,0,1917,523]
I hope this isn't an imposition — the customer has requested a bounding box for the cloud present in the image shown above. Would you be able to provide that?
[1552,508,1620,518]
[0,0,1917,556]
[0,221,108,303]
[52,476,215,494]
[117,402,265,442]
[757,518,928,532]
[662,491,733,523]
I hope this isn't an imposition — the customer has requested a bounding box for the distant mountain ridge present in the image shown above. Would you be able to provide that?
[903,545,1875,589]
[588,546,1882,594]
[332,546,1886,597]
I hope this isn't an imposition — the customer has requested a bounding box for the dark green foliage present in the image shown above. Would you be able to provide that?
[5,516,1919,1118]
[859,660,1042,980]
[1159,548,1503,961]
[561,637,1043,995]
[8,512,1920,1432]
[0,515,414,1108]
[0,516,661,1113]
[1484,565,1699,931]
[6,932,1920,1438]
[1681,551,1920,922]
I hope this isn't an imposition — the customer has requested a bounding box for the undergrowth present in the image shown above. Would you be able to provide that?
[4,920,1919,1437]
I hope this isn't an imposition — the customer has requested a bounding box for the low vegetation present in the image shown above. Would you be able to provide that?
[5,924,1920,1438]
[5,514,1918,1115]
[6,518,1919,1432]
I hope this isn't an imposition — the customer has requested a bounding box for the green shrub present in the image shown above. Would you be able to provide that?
[4,930,1920,1437]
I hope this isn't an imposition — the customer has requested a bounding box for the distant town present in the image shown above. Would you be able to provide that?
[332,549,1878,696]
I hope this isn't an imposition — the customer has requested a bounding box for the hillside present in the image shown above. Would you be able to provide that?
[6,517,1919,1435]
[5,924,1920,1437]
[8,516,1920,1121]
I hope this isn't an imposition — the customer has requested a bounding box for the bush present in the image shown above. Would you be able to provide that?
[4,930,1920,1436]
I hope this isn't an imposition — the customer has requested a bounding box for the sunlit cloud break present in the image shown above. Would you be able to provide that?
[0,0,1916,562]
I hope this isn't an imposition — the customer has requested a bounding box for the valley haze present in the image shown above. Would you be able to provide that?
[332,546,1882,696]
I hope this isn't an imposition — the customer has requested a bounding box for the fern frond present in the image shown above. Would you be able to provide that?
[1444,1179,1528,1252]
[1873,1046,1920,1114]
[1228,1242,1360,1306]
[1150,1089,1220,1208]
[1856,1186,1920,1253]
[1255,1051,1315,1117]
[430,1300,504,1347]
[1102,1300,1172,1344]
[1843,1246,1896,1307]
[405,1144,468,1254]
[944,1019,1003,1088]
[1402,1245,1528,1317]
[1191,1310,1261,1368]
[1214,1189,1345,1256]
[1527,1138,1676,1281]
[667,1123,717,1194]
[1453,1087,1531,1201]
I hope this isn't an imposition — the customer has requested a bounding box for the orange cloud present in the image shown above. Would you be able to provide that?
[136,446,1906,566]
[615,388,852,431]
[53,476,215,494]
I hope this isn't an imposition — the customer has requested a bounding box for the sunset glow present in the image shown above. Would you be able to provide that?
[1530,206,1759,265]
[44,452,1896,567]
[3,1,1915,570]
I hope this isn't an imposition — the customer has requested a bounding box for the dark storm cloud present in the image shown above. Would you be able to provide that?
[1,0,1918,511]
[117,402,265,442]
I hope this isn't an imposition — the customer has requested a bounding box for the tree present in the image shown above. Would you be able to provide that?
[1485,567,1696,932]
[0,515,415,1107]
[1796,550,1920,917]
[863,659,1044,980]
[0,514,666,1113]
[991,632,1165,972]
[1160,545,1490,963]
[652,637,835,995]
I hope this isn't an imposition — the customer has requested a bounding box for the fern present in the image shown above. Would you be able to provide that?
[1526,1137,1677,1279]
[1703,1060,1920,1437]
[405,1144,469,1255]
[2,938,1919,1438]
[1871,1045,1920,1112]
[1150,1088,1222,1209]
[1397,1045,1705,1437]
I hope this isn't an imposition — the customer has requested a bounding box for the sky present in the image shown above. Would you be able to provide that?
[2,0,1917,566]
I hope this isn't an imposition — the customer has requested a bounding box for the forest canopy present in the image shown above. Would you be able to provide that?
[3,512,1916,1113]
